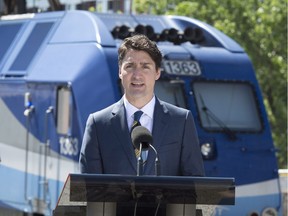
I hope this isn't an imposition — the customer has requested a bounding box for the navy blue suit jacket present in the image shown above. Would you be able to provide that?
[79,97,204,176]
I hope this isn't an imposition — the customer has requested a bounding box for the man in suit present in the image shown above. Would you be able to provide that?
[79,34,204,177]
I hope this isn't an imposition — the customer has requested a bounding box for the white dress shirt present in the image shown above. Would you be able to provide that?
[124,95,155,160]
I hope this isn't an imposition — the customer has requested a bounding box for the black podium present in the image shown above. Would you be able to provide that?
[53,174,235,216]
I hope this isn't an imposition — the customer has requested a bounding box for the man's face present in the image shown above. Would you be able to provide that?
[119,50,161,105]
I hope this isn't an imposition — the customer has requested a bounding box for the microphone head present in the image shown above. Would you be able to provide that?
[131,126,152,150]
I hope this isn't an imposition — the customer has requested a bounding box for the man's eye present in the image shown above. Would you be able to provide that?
[125,65,132,69]
[143,65,151,69]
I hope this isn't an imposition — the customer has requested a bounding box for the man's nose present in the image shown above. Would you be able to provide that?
[132,66,143,75]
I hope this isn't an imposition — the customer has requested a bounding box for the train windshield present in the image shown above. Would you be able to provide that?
[155,80,187,108]
[193,81,262,132]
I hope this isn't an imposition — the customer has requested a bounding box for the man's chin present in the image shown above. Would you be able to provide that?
[126,92,147,100]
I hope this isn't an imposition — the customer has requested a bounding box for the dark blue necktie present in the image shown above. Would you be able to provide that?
[132,110,143,157]
[132,110,143,131]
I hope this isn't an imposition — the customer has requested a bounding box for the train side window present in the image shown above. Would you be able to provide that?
[9,22,54,71]
[193,81,262,132]
[155,80,187,108]
[0,23,23,64]
[57,86,72,135]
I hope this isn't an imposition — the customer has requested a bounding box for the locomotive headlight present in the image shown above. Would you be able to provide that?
[261,207,277,216]
[201,143,211,156]
[201,142,216,160]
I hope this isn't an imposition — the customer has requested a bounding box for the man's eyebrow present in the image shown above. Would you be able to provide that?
[123,60,153,65]
[140,62,153,65]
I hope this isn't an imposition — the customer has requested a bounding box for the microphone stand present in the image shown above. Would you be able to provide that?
[136,143,161,176]
[137,143,143,176]
[149,144,160,176]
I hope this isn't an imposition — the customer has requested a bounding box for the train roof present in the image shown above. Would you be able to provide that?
[0,10,245,83]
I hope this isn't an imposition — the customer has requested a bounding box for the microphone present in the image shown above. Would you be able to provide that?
[131,126,160,176]
[131,126,152,150]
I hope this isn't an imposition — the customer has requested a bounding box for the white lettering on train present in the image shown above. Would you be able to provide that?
[59,136,79,156]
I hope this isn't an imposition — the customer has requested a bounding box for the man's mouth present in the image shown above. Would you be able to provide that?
[132,82,144,87]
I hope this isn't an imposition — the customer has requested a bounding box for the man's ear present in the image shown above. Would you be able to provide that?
[119,69,122,79]
[155,68,161,80]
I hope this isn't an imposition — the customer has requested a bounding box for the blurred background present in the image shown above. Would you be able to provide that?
[0,1,286,215]
[1,0,285,169]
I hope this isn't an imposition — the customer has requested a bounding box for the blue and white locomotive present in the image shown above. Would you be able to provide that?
[0,10,282,216]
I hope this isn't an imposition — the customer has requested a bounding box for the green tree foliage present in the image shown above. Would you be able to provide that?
[134,0,287,168]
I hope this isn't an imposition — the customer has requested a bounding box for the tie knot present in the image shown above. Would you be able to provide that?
[134,110,143,122]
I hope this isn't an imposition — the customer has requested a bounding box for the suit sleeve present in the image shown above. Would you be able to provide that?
[181,111,205,176]
[79,114,103,173]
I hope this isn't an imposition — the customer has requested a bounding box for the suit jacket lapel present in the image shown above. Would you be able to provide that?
[111,99,137,172]
[144,98,170,175]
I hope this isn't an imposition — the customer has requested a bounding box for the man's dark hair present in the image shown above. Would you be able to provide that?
[118,34,162,70]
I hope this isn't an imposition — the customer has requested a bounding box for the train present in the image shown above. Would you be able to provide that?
[0,10,282,216]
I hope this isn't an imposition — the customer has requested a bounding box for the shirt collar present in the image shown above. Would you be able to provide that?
[124,95,155,119]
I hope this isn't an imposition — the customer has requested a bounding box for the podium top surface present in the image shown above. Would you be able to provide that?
[57,174,235,207]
